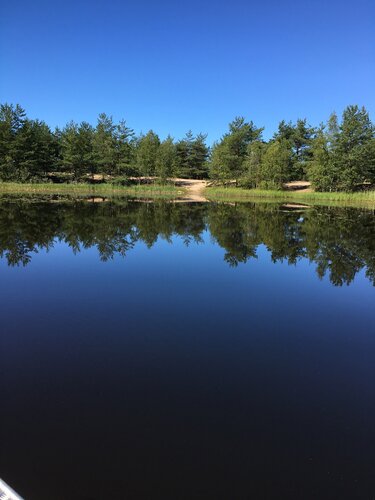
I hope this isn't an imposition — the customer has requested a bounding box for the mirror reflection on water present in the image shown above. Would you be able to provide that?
[1,196,374,499]
[0,196,374,286]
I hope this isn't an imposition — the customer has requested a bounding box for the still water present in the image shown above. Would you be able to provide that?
[0,196,374,499]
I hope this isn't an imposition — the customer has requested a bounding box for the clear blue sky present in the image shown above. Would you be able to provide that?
[1,0,374,142]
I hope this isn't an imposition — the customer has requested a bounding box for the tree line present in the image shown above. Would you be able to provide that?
[0,103,374,191]
[0,104,209,183]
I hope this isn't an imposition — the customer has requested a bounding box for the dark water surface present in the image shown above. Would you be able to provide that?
[0,196,374,499]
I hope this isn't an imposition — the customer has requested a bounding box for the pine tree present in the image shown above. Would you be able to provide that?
[190,133,209,179]
[0,103,27,180]
[92,113,117,176]
[113,119,135,176]
[136,130,160,177]
[61,121,94,180]
[12,119,59,180]
[210,117,263,183]
[242,140,266,187]
[258,139,291,189]
[175,131,194,178]
[308,128,336,191]
[156,136,176,181]
[334,105,374,191]
[274,119,315,180]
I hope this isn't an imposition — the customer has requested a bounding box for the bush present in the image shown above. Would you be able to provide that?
[111,176,130,186]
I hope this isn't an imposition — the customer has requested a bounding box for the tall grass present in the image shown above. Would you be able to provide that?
[205,187,375,208]
[0,182,182,199]
[1,181,375,208]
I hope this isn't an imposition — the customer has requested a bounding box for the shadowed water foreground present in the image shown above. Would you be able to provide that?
[0,196,374,499]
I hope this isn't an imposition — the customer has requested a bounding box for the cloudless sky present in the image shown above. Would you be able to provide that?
[1,0,374,142]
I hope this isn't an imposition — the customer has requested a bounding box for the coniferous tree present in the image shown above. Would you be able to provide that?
[13,119,59,180]
[175,131,209,179]
[308,113,339,191]
[242,140,266,187]
[190,133,209,179]
[156,135,176,181]
[210,117,263,183]
[0,102,374,191]
[309,106,375,191]
[308,128,335,191]
[258,139,291,189]
[61,121,94,180]
[334,105,374,191]
[113,119,135,176]
[175,132,192,178]
[0,103,27,180]
[136,130,160,177]
[92,113,117,176]
[274,119,315,180]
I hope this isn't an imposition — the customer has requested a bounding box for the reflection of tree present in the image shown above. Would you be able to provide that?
[207,202,375,286]
[302,209,375,286]
[0,197,206,265]
[208,204,258,266]
[0,195,374,287]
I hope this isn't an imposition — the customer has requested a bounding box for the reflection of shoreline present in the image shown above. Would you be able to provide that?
[63,197,314,209]
[0,198,373,286]
[280,203,312,211]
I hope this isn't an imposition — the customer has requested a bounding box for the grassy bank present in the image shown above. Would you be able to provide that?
[0,182,182,199]
[206,187,375,209]
[1,182,375,208]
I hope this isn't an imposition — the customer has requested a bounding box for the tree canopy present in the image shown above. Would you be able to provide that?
[0,102,374,192]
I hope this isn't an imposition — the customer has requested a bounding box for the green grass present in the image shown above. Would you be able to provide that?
[2,181,375,208]
[205,187,375,208]
[0,182,182,199]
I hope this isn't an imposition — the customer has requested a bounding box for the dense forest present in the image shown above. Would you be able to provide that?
[0,103,374,192]
[0,196,374,285]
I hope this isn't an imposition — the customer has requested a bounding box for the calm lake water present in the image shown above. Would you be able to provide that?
[0,196,374,499]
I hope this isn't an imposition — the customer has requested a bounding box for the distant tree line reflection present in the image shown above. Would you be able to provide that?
[0,196,374,286]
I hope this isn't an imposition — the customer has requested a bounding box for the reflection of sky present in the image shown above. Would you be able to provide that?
[1,231,373,346]
[1,228,375,499]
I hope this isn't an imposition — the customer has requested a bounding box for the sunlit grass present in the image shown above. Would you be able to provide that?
[205,187,375,208]
[0,182,182,199]
[1,181,375,208]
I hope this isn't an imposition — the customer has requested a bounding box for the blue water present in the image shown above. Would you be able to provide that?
[0,198,374,499]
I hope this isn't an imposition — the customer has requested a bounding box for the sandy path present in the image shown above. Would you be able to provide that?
[283,181,312,192]
[173,179,313,200]
[172,178,208,202]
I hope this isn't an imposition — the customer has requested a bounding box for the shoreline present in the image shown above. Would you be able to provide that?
[205,186,375,209]
[0,182,181,199]
[0,181,374,209]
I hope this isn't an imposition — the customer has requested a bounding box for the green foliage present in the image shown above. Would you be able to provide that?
[0,103,58,181]
[210,116,263,182]
[92,113,117,176]
[136,130,160,177]
[274,119,315,179]
[114,119,135,176]
[364,138,375,182]
[61,121,95,179]
[309,106,375,191]
[156,135,176,181]
[0,102,374,192]
[12,120,58,180]
[258,139,292,189]
[334,105,374,191]
[241,140,266,187]
[175,131,209,179]
[308,129,336,191]
[190,133,209,179]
